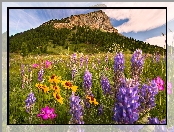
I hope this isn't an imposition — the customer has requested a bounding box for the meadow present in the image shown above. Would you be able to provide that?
[9,49,166,124]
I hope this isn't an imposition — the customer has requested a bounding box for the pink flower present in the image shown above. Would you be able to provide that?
[155,76,164,91]
[37,106,57,120]
[45,60,52,68]
[167,82,172,94]
[32,64,39,68]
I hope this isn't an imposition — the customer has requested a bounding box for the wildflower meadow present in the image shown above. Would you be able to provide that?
[8,48,167,124]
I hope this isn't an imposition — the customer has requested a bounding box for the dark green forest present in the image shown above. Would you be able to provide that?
[8,20,166,55]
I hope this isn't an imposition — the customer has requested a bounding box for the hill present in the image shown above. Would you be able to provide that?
[9,10,166,55]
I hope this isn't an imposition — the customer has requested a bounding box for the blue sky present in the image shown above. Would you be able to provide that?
[2,2,174,48]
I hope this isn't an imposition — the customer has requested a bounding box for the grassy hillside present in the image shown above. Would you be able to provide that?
[8,22,166,56]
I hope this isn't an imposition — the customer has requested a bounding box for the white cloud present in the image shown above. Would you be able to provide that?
[144,35,166,48]
[103,9,166,33]
[102,2,174,33]
[144,32,174,48]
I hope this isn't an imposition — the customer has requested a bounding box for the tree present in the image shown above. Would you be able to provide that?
[21,42,28,57]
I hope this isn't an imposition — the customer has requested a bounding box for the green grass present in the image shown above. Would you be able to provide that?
[9,51,166,124]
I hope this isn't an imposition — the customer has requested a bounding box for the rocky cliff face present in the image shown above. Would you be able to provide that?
[44,10,118,33]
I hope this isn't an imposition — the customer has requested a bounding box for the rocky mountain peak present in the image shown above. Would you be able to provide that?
[44,10,118,33]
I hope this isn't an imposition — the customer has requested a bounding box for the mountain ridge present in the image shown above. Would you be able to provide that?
[41,10,118,33]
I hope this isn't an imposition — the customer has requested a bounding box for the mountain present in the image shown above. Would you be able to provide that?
[9,10,166,55]
[41,10,118,33]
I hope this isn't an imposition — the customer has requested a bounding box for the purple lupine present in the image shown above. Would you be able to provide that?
[139,80,158,111]
[114,52,124,72]
[100,76,111,95]
[131,49,144,81]
[83,70,92,90]
[69,93,84,124]
[72,65,77,81]
[113,79,140,124]
[113,52,125,94]
[79,54,84,68]
[71,53,77,65]
[25,92,36,113]
[83,69,94,107]
[38,67,44,82]
[37,106,57,120]
[72,53,77,59]
[147,117,166,124]
[85,100,90,109]
[155,53,160,63]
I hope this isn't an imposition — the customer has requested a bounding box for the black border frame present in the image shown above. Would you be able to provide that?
[7,6,167,125]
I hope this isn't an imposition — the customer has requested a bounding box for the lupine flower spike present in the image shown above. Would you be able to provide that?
[69,93,84,124]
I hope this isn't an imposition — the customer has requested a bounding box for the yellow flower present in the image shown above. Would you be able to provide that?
[53,92,64,105]
[48,75,61,84]
[50,84,60,93]
[61,80,72,90]
[61,81,78,92]
[71,85,78,93]
[36,83,49,93]
[35,83,43,90]
[86,95,99,106]
[41,85,49,93]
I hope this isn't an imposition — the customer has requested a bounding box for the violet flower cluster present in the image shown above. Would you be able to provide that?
[69,93,84,124]
[72,64,77,81]
[79,53,84,69]
[38,67,44,82]
[113,79,140,124]
[114,52,124,72]
[83,70,92,90]
[83,70,93,108]
[37,106,57,120]
[113,52,125,93]
[148,117,166,124]
[139,80,158,111]
[155,53,160,63]
[70,53,77,66]
[100,76,111,95]
[131,49,144,81]
[25,92,36,113]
